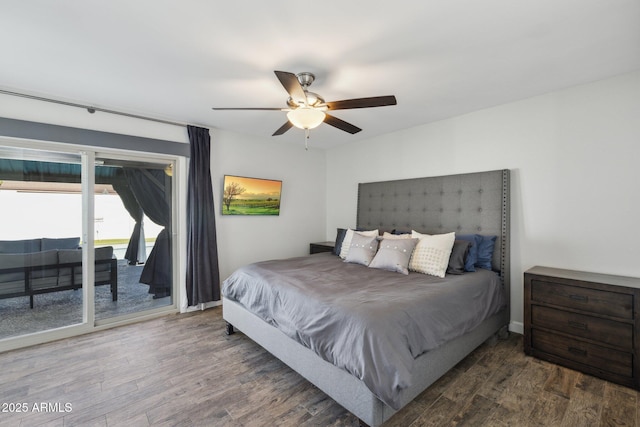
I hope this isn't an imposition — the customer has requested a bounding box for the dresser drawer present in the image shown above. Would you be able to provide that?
[531,329,633,378]
[531,279,633,319]
[531,305,633,349]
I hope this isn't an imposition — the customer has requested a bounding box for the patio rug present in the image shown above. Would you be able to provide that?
[0,260,171,340]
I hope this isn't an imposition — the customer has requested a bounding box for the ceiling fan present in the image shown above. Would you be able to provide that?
[212,71,397,138]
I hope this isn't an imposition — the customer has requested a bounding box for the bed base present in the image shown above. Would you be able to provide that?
[223,296,507,427]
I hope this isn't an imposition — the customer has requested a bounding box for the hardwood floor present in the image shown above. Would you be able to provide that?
[0,307,638,426]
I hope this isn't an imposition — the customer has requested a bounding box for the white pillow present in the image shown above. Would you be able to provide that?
[408,231,456,278]
[381,232,412,239]
[339,229,379,259]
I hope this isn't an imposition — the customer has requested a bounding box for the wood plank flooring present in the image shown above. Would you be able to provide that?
[0,307,638,426]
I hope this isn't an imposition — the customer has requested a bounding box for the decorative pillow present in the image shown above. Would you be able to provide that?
[456,234,482,272]
[344,233,379,266]
[339,229,378,259]
[333,228,347,256]
[476,235,497,270]
[381,231,412,240]
[26,250,59,279]
[369,238,419,275]
[408,231,456,278]
[446,240,471,275]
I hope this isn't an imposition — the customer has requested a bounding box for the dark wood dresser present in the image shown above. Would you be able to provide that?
[524,266,640,389]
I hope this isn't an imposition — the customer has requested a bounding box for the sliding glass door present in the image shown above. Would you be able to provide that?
[0,147,84,339]
[0,145,177,342]
[93,156,174,321]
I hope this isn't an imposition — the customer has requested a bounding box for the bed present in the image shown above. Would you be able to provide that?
[222,169,510,426]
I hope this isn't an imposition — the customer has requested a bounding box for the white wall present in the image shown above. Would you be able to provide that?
[325,70,640,333]
[211,129,326,281]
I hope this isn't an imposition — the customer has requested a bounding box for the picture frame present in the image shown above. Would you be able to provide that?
[221,175,282,216]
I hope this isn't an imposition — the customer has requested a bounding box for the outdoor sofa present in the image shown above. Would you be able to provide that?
[0,237,117,308]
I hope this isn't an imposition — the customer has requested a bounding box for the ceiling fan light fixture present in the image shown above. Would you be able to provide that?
[287,107,325,130]
[213,70,397,136]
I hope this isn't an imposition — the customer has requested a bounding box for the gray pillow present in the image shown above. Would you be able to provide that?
[27,250,59,279]
[446,240,471,275]
[344,233,379,266]
[0,253,29,282]
[369,238,419,275]
[95,246,114,272]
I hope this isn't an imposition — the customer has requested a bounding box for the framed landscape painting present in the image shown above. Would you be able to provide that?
[221,175,282,216]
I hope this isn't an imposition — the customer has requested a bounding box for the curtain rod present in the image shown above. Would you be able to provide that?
[0,88,191,128]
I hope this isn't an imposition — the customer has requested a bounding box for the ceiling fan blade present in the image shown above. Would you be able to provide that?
[212,107,286,111]
[324,114,362,134]
[272,121,293,136]
[326,95,397,110]
[274,71,307,103]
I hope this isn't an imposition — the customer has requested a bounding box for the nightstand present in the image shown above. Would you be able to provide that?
[524,266,640,390]
[309,241,335,255]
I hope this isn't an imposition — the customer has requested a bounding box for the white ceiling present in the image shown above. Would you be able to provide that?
[1,0,639,149]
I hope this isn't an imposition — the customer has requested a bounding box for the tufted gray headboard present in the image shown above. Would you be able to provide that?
[357,169,510,314]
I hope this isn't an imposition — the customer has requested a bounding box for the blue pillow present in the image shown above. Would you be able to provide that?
[475,235,497,270]
[456,234,481,272]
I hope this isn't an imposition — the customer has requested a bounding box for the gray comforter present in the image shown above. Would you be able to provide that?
[222,253,505,409]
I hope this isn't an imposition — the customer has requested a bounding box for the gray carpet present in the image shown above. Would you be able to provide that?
[0,260,171,340]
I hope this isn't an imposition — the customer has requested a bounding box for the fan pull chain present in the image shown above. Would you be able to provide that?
[305,128,310,150]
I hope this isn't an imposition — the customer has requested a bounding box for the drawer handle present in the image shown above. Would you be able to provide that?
[569,294,588,302]
[568,321,587,330]
[568,347,587,357]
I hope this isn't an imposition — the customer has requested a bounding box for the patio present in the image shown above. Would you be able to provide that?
[0,259,171,340]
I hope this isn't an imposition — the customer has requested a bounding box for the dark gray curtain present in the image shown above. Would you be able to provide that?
[112,181,144,265]
[186,125,220,305]
[123,168,172,297]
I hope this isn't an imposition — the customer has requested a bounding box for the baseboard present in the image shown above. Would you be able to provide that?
[183,300,222,313]
[509,321,523,335]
